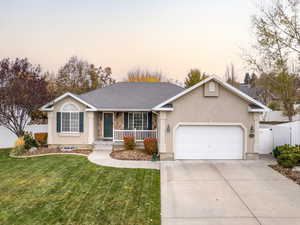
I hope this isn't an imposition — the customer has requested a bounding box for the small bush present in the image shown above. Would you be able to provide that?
[273,144,299,158]
[12,137,26,156]
[34,133,48,146]
[11,145,27,156]
[144,138,158,155]
[274,144,300,168]
[272,146,282,159]
[277,153,299,168]
[15,136,25,147]
[124,136,135,150]
[23,132,38,150]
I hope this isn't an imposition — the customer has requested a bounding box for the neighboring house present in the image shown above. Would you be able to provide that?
[237,83,279,106]
[41,76,270,160]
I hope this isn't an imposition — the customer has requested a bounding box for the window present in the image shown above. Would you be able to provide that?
[128,112,148,130]
[208,82,216,92]
[61,103,80,133]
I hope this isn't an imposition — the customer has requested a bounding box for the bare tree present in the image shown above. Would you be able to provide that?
[243,0,300,120]
[55,56,115,96]
[0,58,51,137]
[225,63,239,86]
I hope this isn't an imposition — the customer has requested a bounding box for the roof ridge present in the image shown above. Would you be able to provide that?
[79,81,184,97]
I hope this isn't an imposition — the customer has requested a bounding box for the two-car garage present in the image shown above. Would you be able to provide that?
[175,125,244,160]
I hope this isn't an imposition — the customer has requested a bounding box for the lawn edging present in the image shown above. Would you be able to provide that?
[10,152,88,158]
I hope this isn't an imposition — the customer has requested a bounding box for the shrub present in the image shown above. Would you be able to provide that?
[274,144,300,168]
[272,146,282,159]
[23,132,38,150]
[124,136,135,150]
[15,136,25,147]
[11,145,27,156]
[34,133,48,146]
[144,138,158,155]
[272,144,298,158]
[11,137,26,156]
[277,153,299,168]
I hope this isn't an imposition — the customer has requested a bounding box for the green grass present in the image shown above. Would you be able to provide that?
[0,149,160,225]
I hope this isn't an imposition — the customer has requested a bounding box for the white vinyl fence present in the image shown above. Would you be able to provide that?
[259,128,273,154]
[259,121,300,154]
[0,125,48,149]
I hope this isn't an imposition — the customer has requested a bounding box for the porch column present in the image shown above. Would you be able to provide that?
[253,113,260,153]
[159,111,167,153]
[47,112,53,144]
[87,111,95,144]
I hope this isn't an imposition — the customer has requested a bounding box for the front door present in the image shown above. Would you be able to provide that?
[104,113,113,138]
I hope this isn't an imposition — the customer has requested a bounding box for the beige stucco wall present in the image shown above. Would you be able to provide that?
[161,82,260,159]
[47,96,95,148]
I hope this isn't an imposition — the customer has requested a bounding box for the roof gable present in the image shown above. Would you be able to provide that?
[40,92,97,111]
[153,76,270,112]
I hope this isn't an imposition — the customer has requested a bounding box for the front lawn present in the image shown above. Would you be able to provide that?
[0,149,160,225]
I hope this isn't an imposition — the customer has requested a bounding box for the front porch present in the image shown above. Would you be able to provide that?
[95,111,158,142]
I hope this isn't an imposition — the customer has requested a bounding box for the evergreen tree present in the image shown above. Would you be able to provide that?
[184,69,207,88]
[244,73,251,84]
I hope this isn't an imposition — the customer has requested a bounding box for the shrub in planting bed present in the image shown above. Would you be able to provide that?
[34,133,48,146]
[123,136,135,150]
[144,138,158,156]
[273,144,300,168]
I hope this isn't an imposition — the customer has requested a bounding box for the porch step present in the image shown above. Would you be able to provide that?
[93,141,113,151]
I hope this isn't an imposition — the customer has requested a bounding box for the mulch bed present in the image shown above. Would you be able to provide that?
[270,164,300,185]
[21,147,92,156]
[110,149,152,161]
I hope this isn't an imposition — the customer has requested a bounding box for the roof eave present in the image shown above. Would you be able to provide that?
[86,108,153,112]
[152,107,174,111]
[153,76,271,111]
[40,92,97,111]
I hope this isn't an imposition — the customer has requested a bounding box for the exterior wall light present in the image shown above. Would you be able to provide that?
[166,124,170,133]
[249,125,255,138]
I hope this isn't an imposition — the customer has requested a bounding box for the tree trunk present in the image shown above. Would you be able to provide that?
[16,130,25,137]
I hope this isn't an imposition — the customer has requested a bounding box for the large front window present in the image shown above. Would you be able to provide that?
[61,103,80,133]
[128,112,148,130]
[62,112,79,132]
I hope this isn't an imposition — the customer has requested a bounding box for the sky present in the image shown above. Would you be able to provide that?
[0,0,257,82]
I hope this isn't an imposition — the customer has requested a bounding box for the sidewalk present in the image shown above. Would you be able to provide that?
[88,150,160,170]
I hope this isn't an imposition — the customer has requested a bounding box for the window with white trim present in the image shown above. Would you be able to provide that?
[128,112,148,130]
[61,103,80,133]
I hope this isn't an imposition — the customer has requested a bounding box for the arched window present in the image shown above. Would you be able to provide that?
[61,103,79,112]
[208,82,216,92]
[60,103,80,132]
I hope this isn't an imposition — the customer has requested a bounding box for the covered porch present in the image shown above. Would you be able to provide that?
[95,111,158,142]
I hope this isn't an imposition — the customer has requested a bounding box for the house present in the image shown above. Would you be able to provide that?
[40,76,270,160]
[237,83,279,106]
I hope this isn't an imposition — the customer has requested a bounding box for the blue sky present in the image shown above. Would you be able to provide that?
[0,0,256,81]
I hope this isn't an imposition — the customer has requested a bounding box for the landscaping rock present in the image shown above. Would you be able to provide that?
[270,164,300,185]
[29,147,38,153]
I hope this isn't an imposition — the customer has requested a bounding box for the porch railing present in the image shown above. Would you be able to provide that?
[113,129,157,142]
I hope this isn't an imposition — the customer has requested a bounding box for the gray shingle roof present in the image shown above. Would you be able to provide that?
[236,84,265,100]
[77,82,184,110]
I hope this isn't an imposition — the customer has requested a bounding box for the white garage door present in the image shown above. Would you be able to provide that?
[175,125,244,159]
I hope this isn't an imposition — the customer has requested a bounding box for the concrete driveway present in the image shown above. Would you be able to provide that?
[161,159,300,225]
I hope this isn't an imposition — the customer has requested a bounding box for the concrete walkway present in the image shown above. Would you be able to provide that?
[161,159,300,225]
[88,150,160,170]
